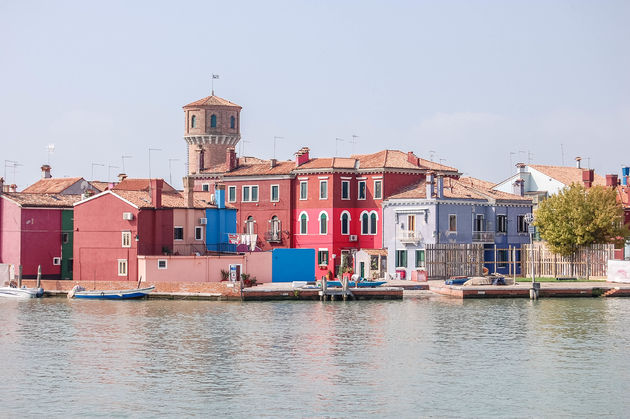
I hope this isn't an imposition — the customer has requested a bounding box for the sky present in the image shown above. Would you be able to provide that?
[1,0,629,190]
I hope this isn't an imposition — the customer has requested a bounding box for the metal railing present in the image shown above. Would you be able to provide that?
[264,231,282,243]
[398,230,422,243]
[472,231,495,242]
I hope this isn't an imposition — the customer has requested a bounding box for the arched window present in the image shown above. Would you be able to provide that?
[245,216,255,234]
[340,211,350,235]
[230,115,235,129]
[319,212,328,235]
[191,115,196,129]
[210,114,217,128]
[300,212,308,235]
[370,212,378,235]
[361,212,369,235]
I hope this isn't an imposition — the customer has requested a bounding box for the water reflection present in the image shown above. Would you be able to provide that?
[1,297,630,417]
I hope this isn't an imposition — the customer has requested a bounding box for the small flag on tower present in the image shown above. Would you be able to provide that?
[212,74,220,79]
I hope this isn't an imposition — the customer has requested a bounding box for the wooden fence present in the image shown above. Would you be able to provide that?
[426,244,484,279]
[521,243,615,279]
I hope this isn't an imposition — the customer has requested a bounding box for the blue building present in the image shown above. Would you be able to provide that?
[205,184,237,252]
[382,174,533,278]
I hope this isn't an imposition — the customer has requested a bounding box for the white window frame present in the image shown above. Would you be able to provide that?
[251,185,259,202]
[369,211,378,235]
[158,259,168,270]
[122,231,131,248]
[517,215,528,233]
[299,211,309,235]
[319,180,328,200]
[242,186,250,202]
[318,248,329,267]
[473,214,484,232]
[360,211,369,235]
[195,226,203,241]
[270,184,280,202]
[228,186,237,203]
[202,183,210,192]
[174,226,184,241]
[374,180,382,200]
[300,181,308,200]
[117,259,128,276]
[341,180,350,200]
[340,210,351,235]
[448,214,457,233]
[358,180,367,200]
[319,211,328,235]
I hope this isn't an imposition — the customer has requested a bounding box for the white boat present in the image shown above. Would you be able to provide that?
[0,286,44,299]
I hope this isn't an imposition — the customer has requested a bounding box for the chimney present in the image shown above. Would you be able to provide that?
[150,179,163,208]
[183,176,195,208]
[41,165,52,179]
[215,183,226,209]
[9,184,17,192]
[295,147,310,167]
[0,177,3,194]
[575,157,582,169]
[622,167,629,186]
[512,179,525,196]
[582,169,594,189]
[426,172,435,198]
[436,175,444,198]
[606,174,619,188]
[516,163,526,174]
[118,173,128,182]
[407,151,420,167]
[270,158,277,168]
[225,147,237,172]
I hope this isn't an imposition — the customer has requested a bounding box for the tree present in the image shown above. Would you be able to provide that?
[534,183,629,256]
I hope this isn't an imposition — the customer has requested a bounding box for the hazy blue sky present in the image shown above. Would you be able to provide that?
[1,0,629,189]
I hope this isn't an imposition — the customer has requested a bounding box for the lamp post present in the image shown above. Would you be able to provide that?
[524,213,538,299]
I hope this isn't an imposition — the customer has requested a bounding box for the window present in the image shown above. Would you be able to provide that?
[228,186,236,203]
[245,216,255,234]
[191,115,196,128]
[202,183,210,192]
[195,226,203,241]
[117,259,128,276]
[449,214,457,232]
[396,250,407,268]
[340,211,350,235]
[270,216,281,240]
[242,186,250,202]
[318,249,329,266]
[319,212,328,235]
[370,212,377,235]
[474,214,484,232]
[230,115,235,129]
[251,186,259,202]
[374,180,382,199]
[361,212,369,235]
[68,258,73,273]
[497,250,509,268]
[358,181,366,200]
[517,215,528,233]
[210,114,217,128]
[300,181,308,200]
[158,259,168,270]
[407,215,416,232]
[341,180,350,200]
[242,185,258,202]
[174,227,184,240]
[319,180,328,200]
[270,185,279,202]
[496,215,507,233]
[300,212,308,234]
[62,232,69,244]
[415,250,426,268]
[122,231,131,248]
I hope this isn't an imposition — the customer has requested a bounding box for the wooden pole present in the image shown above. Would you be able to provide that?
[36,265,41,288]
[17,265,22,288]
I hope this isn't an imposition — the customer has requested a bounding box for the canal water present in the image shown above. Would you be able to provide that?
[2,295,630,417]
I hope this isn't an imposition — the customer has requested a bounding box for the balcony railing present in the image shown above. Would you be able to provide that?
[264,231,282,243]
[472,231,495,243]
[398,230,422,244]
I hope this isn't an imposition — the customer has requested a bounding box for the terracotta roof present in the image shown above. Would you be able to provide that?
[360,248,388,256]
[296,157,357,170]
[351,150,458,171]
[111,190,211,209]
[224,161,296,176]
[22,177,84,194]
[113,179,177,192]
[183,95,242,108]
[1,193,81,207]
[389,176,531,202]
[615,185,630,207]
[90,181,110,192]
[529,165,606,187]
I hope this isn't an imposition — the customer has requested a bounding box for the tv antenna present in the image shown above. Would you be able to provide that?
[239,139,251,157]
[4,160,21,185]
[273,136,284,160]
[211,74,219,95]
[121,155,132,173]
[560,143,565,166]
[335,138,345,156]
[46,144,55,164]
[91,162,104,180]
[429,150,436,161]
[108,165,119,182]
[168,158,180,185]
[509,152,516,172]
[350,135,359,155]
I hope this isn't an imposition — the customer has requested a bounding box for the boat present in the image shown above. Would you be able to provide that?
[0,285,44,299]
[324,281,386,288]
[68,285,155,300]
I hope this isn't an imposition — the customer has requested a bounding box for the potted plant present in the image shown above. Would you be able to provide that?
[220,269,229,282]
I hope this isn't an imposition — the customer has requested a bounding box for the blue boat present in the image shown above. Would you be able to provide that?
[325,281,386,288]
[69,285,155,300]
[444,277,469,285]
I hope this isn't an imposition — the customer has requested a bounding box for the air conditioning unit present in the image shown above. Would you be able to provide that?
[199,218,207,225]
[52,257,61,266]
[122,212,134,221]
[349,235,358,242]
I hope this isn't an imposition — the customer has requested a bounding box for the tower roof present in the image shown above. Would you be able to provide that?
[183,95,242,109]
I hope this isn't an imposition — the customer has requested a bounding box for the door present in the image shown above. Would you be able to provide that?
[360,262,365,278]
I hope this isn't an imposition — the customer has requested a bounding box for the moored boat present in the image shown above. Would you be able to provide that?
[0,286,44,299]
[69,285,155,300]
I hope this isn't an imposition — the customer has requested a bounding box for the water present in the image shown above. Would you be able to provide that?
[2,295,630,418]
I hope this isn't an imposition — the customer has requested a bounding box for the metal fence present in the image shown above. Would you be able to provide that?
[521,243,615,278]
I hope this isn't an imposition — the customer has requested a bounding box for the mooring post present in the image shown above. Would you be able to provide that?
[36,265,41,289]
[342,275,348,301]
[17,265,22,288]
[321,277,327,301]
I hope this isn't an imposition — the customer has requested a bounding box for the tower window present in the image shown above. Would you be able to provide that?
[210,114,217,128]
[230,116,235,129]
[191,115,197,129]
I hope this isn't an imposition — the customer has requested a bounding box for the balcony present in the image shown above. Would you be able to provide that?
[264,231,282,243]
[472,231,495,243]
[398,230,422,244]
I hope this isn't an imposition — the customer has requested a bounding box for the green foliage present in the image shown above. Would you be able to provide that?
[534,184,629,256]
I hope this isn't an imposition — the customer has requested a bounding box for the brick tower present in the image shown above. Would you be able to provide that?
[183,94,242,174]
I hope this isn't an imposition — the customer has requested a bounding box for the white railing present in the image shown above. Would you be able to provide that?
[398,230,421,243]
[472,231,495,242]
